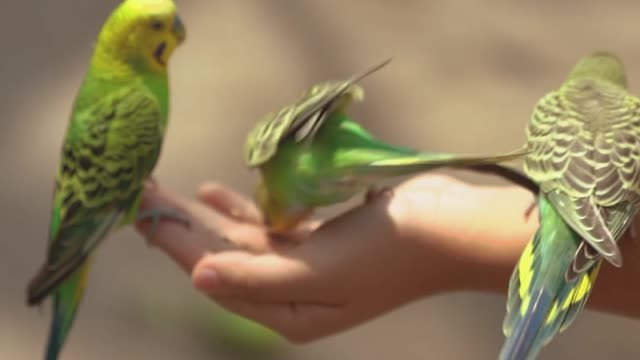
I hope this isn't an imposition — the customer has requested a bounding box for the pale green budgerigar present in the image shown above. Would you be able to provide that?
[26,1,186,359]
[501,51,640,360]
[245,59,537,233]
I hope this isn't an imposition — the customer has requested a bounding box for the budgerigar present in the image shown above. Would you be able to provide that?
[245,59,537,233]
[501,51,640,360]
[26,1,186,359]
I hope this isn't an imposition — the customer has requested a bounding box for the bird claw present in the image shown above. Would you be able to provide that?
[629,222,638,243]
[524,200,537,220]
[266,228,302,246]
[144,176,158,191]
[137,208,191,246]
[364,186,394,204]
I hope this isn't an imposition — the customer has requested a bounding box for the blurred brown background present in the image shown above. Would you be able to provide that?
[3,0,640,359]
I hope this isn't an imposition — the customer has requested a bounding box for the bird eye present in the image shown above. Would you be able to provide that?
[150,20,164,31]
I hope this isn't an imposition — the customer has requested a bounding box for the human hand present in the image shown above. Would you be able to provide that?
[136,174,640,343]
[135,174,538,342]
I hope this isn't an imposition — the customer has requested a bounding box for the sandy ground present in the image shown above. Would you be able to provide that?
[2,0,640,359]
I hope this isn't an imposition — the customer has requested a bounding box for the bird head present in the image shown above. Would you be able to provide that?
[567,51,627,88]
[96,0,186,73]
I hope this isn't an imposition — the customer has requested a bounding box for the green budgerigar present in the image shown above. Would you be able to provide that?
[500,51,640,360]
[26,1,186,359]
[245,59,537,233]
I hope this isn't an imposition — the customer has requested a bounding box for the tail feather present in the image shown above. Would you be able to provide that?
[28,207,123,360]
[500,194,600,360]
[466,163,539,195]
[365,147,528,174]
[353,148,536,192]
[46,260,91,360]
[27,211,122,306]
[27,253,90,306]
[501,289,554,360]
[553,262,600,335]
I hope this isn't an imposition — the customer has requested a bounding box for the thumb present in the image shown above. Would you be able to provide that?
[191,250,337,304]
[191,251,351,344]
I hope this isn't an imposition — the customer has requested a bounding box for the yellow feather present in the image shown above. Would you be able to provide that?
[518,240,535,299]
[545,303,560,325]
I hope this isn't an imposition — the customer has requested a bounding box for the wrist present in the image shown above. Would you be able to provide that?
[393,179,537,297]
[451,185,537,295]
[390,176,474,296]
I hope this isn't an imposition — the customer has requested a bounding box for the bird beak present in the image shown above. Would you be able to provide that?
[172,15,186,44]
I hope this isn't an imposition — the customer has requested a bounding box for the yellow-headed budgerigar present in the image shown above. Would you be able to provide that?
[26,1,186,359]
[501,51,640,359]
[245,59,538,233]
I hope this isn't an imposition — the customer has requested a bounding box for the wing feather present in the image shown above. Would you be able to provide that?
[524,79,640,269]
[244,59,391,167]
[27,85,163,304]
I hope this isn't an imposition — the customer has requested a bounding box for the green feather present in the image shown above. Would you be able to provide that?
[26,1,185,359]
[501,194,600,360]
[501,51,640,359]
[45,263,91,360]
[523,51,640,269]
[245,58,391,167]
[246,60,535,232]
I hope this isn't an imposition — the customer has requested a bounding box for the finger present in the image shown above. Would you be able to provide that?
[197,182,263,224]
[212,297,346,344]
[191,189,410,302]
[197,181,314,251]
[191,250,330,302]
[136,184,238,272]
[196,182,327,241]
[140,182,281,255]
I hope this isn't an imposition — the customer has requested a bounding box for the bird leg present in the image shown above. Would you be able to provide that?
[364,186,394,204]
[263,228,311,250]
[629,221,639,243]
[144,176,158,190]
[137,208,191,246]
[524,200,537,220]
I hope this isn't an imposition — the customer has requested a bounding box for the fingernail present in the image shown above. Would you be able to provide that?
[193,267,218,291]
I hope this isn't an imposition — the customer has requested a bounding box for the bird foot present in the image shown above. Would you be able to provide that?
[144,176,158,190]
[524,200,537,220]
[629,222,639,243]
[266,228,303,247]
[364,186,394,204]
[137,208,191,246]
